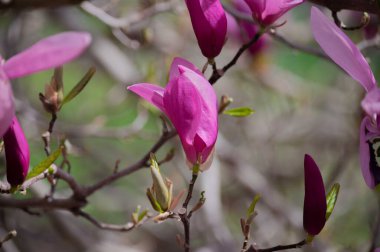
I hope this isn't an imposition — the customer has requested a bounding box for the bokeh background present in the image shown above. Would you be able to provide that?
[0,0,379,251]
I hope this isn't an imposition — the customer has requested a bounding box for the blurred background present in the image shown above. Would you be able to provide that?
[0,0,379,251]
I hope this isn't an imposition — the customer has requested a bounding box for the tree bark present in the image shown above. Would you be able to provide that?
[0,0,379,14]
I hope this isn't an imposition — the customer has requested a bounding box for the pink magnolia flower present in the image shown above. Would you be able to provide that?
[232,0,267,55]
[0,32,91,137]
[128,57,218,170]
[311,7,380,188]
[303,154,327,236]
[244,0,304,26]
[3,117,30,186]
[185,0,227,59]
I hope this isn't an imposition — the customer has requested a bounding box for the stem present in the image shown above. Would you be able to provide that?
[209,31,263,84]
[246,240,306,252]
[179,170,199,252]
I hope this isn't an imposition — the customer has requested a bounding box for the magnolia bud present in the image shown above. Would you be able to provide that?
[146,153,173,212]
[39,67,64,114]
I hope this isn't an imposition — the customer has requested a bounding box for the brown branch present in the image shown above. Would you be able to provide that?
[179,172,199,252]
[0,196,85,209]
[308,0,380,14]
[246,240,306,252]
[0,0,83,9]
[75,210,141,232]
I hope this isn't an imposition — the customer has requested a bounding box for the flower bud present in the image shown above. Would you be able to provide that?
[146,154,173,212]
[303,154,327,236]
[244,0,304,26]
[3,117,30,186]
[39,67,64,114]
[185,0,227,58]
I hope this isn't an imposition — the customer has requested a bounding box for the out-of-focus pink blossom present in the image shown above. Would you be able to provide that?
[0,32,91,137]
[3,117,30,186]
[233,0,267,55]
[185,0,227,59]
[311,7,380,188]
[128,57,218,171]
[244,0,304,26]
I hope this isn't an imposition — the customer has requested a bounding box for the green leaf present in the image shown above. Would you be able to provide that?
[61,67,96,107]
[326,183,340,221]
[247,195,261,218]
[26,147,62,180]
[224,107,255,117]
[138,209,148,222]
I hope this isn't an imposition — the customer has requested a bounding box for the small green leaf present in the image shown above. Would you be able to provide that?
[224,107,255,117]
[326,183,340,221]
[26,147,62,180]
[138,209,148,222]
[61,67,96,107]
[247,195,261,218]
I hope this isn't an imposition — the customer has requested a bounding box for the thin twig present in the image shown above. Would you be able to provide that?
[209,32,264,84]
[246,240,306,252]
[179,172,199,252]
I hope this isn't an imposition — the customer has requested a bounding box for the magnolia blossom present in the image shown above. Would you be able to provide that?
[0,32,91,137]
[3,117,30,186]
[244,0,304,26]
[185,0,227,59]
[303,154,327,236]
[231,0,267,55]
[311,7,380,188]
[128,57,218,170]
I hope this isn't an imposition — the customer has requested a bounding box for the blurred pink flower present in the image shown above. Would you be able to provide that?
[3,117,30,186]
[244,0,304,26]
[128,57,218,170]
[0,32,91,137]
[303,154,327,236]
[311,7,380,188]
[185,0,227,59]
[232,0,267,55]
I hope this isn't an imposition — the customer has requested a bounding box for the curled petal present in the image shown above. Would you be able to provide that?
[4,32,91,79]
[311,7,376,92]
[185,0,227,58]
[361,88,380,120]
[303,154,327,236]
[169,57,202,82]
[0,69,15,137]
[127,83,165,112]
[360,117,376,188]
[245,0,303,26]
[3,117,30,186]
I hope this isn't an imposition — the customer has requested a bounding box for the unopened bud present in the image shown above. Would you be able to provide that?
[39,67,64,114]
[146,153,173,212]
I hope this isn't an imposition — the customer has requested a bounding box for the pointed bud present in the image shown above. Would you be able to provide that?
[147,153,173,212]
[39,67,64,114]
[303,154,327,236]
[3,117,30,186]
[184,0,227,58]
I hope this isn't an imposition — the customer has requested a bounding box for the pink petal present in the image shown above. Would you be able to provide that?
[164,65,218,164]
[185,0,227,58]
[169,57,202,82]
[3,116,30,186]
[4,32,91,79]
[0,68,15,137]
[360,116,376,188]
[245,0,303,25]
[127,83,165,112]
[303,154,327,236]
[361,88,380,119]
[226,13,241,42]
[311,7,376,92]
